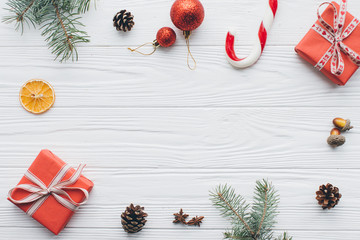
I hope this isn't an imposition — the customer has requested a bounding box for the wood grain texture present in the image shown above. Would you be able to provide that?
[2,169,360,236]
[0,108,360,169]
[1,0,360,239]
[1,46,360,108]
[1,228,360,240]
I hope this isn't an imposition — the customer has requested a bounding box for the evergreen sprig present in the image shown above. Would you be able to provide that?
[276,232,293,240]
[209,180,293,240]
[3,0,91,62]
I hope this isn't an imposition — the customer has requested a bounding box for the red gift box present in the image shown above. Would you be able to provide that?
[295,1,360,85]
[8,150,94,235]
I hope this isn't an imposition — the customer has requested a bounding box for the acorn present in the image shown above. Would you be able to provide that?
[333,118,353,131]
[327,128,345,147]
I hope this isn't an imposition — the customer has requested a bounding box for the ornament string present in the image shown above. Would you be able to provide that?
[128,41,159,55]
[184,31,196,70]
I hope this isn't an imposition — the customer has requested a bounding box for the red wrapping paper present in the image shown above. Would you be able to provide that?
[8,150,94,235]
[295,2,360,85]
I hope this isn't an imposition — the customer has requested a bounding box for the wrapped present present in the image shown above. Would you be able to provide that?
[8,150,94,235]
[295,0,360,85]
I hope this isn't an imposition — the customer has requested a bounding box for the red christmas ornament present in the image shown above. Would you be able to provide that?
[128,27,177,55]
[156,27,177,48]
[170,0,205,70]
[170,0,205,32]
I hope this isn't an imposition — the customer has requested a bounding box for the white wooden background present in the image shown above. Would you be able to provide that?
[1,0,360,239]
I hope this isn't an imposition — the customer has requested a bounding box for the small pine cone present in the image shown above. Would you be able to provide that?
[113,10,135,32]
[316,183,342,209]
[121,204,148,233]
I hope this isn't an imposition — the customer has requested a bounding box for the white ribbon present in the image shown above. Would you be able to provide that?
[312,0,360,76]
[8,164,89,216]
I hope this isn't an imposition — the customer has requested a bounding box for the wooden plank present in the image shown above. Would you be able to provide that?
[1,46,360,108]
[1,228,359,240]
[1,0,360,239]
[1,169,359,232]
[0,107,359,169]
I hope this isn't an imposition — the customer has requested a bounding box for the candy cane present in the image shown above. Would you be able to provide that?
[226,0,278,68]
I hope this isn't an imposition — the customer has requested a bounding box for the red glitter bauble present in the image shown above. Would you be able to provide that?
[156,27,177,47]
[170,0,205,32]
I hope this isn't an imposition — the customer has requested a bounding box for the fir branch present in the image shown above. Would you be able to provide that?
[249,180,279,239]
[31,0,54,24]
[17,0,36,22]
[40,1,90,62]
[3,0,38,32]
[74,0,91,13]
[210,180,291,240]
[219,190,253,235]
[3,0,92,62]
[224,228,254,240]
[53,2,72,50]
[210,184,253,239]
[255,185,268,237]
[276,232,293,240]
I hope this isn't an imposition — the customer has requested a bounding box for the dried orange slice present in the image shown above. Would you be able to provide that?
[19,79,55,114]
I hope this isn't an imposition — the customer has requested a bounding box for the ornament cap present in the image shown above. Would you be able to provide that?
[183,30,191,39]
[153,40,160,48]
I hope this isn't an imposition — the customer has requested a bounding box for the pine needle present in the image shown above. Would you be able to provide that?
[276,232,293,240]
[3,0,92,62]
[210,180,292,240]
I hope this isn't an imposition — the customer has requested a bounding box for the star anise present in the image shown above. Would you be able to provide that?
[173,209,189,224]
[186,216,204,226]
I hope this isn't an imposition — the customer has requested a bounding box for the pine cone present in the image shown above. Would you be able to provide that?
[113,10,135,32]
[121,204,148,233]
[316,183,342,209]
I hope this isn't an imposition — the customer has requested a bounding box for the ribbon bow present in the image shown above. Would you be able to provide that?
[312,0,360,75]
[8,164,89,216]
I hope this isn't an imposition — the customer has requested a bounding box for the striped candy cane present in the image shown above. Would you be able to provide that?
[226,0,278,68]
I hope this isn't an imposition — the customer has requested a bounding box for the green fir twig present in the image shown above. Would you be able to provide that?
[3,0,92,62]
[276,232,293,240]
[210,180,293,240]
